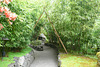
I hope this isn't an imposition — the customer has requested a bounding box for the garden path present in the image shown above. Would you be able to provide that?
[30,46,58,67]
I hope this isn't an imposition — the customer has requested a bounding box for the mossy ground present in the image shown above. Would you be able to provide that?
[0,46,32,67]
[60,53,97,67]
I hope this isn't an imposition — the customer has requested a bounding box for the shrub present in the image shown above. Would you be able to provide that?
[31,40,42,46]
[0,0,36,48]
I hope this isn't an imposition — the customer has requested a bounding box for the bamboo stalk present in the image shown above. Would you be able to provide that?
[45,11,68,54]
[33,11,44,30]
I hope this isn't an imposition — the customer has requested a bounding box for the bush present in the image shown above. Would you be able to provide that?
[0,0,36,48]
[31,40,42,46]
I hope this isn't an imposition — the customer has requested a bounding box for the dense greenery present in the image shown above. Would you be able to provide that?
[0,0,35,48]
[0,0,100,55]
[44,0,100,54]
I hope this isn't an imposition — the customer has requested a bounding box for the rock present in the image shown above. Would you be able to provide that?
[8,63,15,67]
[8,49,35,67]
[58,60,61,67]
[58,55,60,60]
[96,52,100,66]
[96,52,100,58]
[13,57,19,63]
[97,59,100,66]
[8,63,18,67]
[29,45,34,48]
[17,56,25,67]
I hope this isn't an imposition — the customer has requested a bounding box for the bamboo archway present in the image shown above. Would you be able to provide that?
[33,9,68,54]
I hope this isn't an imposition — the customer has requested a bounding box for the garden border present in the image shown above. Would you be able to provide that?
[8,49,35,67]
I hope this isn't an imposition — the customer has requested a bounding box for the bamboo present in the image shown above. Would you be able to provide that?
[45,11,68,54]
[33,11,44,30]
[33,8,68,54]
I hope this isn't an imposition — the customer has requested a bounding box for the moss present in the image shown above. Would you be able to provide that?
[60,53,97,67]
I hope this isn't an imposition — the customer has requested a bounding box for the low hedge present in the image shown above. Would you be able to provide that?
[31,40,42,46]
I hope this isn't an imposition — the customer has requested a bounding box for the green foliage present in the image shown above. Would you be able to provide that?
[31,40,42,46]
[0,0,99,54]
[0,0,36,48]
[43,0,100,54]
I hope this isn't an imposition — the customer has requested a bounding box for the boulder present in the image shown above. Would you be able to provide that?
[96,52,100,66]
[8,63,15,67]
[17,56,25,67]
[96,52,100,58]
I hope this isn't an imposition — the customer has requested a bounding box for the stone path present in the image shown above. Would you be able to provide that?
[30,46,58,67]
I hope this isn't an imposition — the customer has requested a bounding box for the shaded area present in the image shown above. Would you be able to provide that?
[30,46,58,67]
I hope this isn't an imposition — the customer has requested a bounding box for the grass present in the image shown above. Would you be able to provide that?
[0,46,32,67]
[60,53,97,67]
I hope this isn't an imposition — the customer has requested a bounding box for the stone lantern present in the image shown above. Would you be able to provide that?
[38,33,46,51]
[38,33,46,45]
[2,37,9,58]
